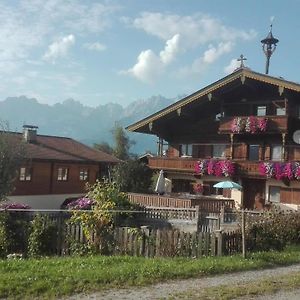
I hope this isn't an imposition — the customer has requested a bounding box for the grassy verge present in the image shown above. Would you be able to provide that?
[172,270,300,299]
[0,245,300,299]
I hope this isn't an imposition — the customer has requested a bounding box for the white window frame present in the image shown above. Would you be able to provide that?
[269,186,280,203]
[212,144,226,158]
[271,145,282,161]
[19,167,32,181]
[57,167,68,181]
[180,144,193,157]
[79,169,89,181]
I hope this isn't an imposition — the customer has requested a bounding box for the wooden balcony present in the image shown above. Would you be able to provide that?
[148,156,262,177]
[148,156,198,172]
[219,115,288,134]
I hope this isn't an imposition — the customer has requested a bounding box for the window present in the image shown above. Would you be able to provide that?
[57,167,68,181]
[249,145,259,161]
[271,145,282,161]
[19,167,32,181]
[276,107,286,116]
[257,106,266,116]
[79,169,89,181]
[180,144,193,157]
[269,186,280,203]
[212,144,226,158]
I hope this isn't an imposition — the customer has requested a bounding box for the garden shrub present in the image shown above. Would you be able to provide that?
[28,214,58,257]
[69,180,137,254]
[0,213,9,258]
[245,209,300,251]
[0,211,31,255]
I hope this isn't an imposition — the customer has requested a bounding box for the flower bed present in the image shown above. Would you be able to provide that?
[259,161,300,180]
[231,116,267,134]
[194,159,235,177]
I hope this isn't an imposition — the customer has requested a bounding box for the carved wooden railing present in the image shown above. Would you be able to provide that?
[128,193,235,212]
[219,115,288,134]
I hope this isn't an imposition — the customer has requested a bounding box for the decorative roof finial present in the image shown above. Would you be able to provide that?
[261,19,279,74]
[237,54,247,68]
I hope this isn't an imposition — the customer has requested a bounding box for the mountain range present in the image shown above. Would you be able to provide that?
[0,95,177,154]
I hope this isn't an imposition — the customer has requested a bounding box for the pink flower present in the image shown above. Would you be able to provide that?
[193,183,203,194]
[274,163,283,180]
[259,162,274,178]
[207,160,215,175]
[220,160,235,177]
[283,162,293,180]
[257,118,267,132]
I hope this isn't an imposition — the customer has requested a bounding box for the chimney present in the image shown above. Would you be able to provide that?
[23,125,38,143]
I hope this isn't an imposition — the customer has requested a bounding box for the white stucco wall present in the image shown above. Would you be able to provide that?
[6,194,84,209]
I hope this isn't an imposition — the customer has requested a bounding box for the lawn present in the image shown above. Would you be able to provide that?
[0,245,300,299]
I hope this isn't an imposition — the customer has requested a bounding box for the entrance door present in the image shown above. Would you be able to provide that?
[242,178,266,209]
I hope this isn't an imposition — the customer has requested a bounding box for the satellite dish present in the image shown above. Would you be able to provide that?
[293,130,300,144]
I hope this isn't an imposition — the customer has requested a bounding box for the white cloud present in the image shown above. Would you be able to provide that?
[203,42,233,64]
[84,42,107,52]
[122,34,181,83]
[160,34,181,64]
[131,12,256,48]
[224,58,240,74]
[123,50,162,84]
[0,1,117,73]
[43,34,75,63]
[124,12,256,82]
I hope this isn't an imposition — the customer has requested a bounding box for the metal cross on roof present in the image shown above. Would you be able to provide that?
[237,54,247,68]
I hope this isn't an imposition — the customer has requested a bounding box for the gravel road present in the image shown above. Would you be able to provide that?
[63,263,300,300]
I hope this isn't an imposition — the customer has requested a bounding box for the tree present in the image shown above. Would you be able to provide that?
[94,141,114,155]
[112,159,152,193]
[0,122,25,201]
[112,125,135,160]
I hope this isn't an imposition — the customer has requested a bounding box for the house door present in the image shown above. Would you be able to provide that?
[242,178,266,210]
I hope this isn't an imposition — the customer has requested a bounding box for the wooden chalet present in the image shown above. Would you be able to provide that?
[127,67,300,210]
[6,125,119,209]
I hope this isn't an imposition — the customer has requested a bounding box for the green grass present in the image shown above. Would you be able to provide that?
[0,245,300,299]
[171,270,300,299]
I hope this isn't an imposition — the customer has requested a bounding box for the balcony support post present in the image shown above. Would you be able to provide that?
[282,133,286,161]
[157,137,163,157]
[230,134,234,159]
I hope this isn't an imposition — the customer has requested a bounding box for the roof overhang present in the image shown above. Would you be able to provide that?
[126,68,300,134]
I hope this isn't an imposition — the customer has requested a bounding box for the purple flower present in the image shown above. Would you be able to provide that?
[0,203,31,209]
[67,197,94,210]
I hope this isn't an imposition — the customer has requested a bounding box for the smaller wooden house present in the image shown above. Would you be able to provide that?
[6,125,119,209]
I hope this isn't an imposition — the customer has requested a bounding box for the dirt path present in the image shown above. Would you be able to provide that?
[63,263,300,299]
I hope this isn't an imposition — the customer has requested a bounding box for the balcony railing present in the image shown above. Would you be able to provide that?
[219,115,288,134]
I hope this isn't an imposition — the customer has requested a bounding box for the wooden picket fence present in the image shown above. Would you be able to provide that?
[60,225,242,257]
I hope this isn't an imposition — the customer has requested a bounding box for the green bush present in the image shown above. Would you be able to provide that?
[245,209,300,251]
[0,213,9,258]
[0,211,30,255]
[28,215,58,257]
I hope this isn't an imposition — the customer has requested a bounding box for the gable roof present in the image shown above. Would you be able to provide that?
[5,131,120,163]
[126,68,300,133]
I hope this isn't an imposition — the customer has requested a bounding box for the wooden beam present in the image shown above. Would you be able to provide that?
[278,86,284,96]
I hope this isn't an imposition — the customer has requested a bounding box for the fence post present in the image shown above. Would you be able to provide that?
[195,205,200,230]
[242,209,246,258]
[141,225,150,257]
[214,230,223,256]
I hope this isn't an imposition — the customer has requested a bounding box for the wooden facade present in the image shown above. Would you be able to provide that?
[6,127,119,209]
[127,68,300,210]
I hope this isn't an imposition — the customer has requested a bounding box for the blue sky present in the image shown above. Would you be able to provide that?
[0,0,299,107]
